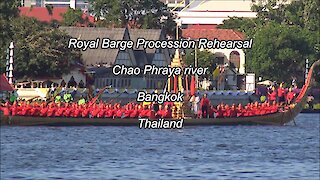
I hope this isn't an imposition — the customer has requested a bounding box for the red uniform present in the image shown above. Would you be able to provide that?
[149,110,156,119]
[156,109,165,118]
[73,108,81,117]
[55,107,64,117]
[216,109,224,118]
[81,108,90,117]
[40,107,48,117]
[90,108,100,118]
[29,107,39,116]
[63,108,72,117]
[123,110,132,118]
[229,109,237,117]
[129,110,139,118]
[97,109,105,118]
[105,109,114,118]
[10,105,18,116]
[47,107,56,117]
[208,107,216,118]
[277,87,285,97]
[139,109,150,118]
[1,106,10,116]
[114,109,123,118]
[162,109,172,118]
[269,91,277,102]
[286,92,295,102]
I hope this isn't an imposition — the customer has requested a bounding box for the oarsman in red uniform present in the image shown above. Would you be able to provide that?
[243,104,254,116]
[97,104,106,118]
[123,105,132,118]
[215,105,224,118]
[286,88,295,105]
[81,105,90,117]
[10,102,18,116]
[229,104,238,117]
[200,94,210,118]
[73,105,82,117]
[114,106,124,118]
[21,103,32,116]
[223,104,231,117]
[208,105,216,118]
[149,110,156,119]
[139,105,149,118]
[29,103,40,116]
[156,105,165,118]
[90,104,100,118]
[259,103,267,115]
[277,83,286,106]
[129,105,139,118]
[47,104,56,117]
[63,103,72,117]
[162,105,172,118]
[271,101,278,113]
[252,102,260,116]
[237,104,244,117]
[105,105,114,118]
[268,86,277,104]
[39,103,48,117]
[54,103,65,117]
[0,102,11,116]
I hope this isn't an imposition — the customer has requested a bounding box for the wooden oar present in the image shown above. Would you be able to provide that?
[27,96,41,102]
[88,85,114,107]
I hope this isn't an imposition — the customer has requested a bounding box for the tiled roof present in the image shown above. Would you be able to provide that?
[129,29,163,54]
[19,7,94,24]
[187,24,219,29]
[60,27,126,66]
[182,27,244,40]
[0,74,14,91]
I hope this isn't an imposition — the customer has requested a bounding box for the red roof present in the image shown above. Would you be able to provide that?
[19,7,95,24]
[182,26,244,40]
[187,24,219,29]
[0,74,14,91]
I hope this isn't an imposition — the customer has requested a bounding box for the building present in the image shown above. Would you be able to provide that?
[182,25,247,90]
[160,0,189,8]
[21,0,89,10]
[19,7,94,24]
[174,0,296,25]
[60,27,172,89]
[176,0,256,25]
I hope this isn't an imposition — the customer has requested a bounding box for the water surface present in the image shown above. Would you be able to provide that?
[1,114,319,179]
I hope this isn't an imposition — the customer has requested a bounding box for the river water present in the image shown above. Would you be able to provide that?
[1,113,319,179]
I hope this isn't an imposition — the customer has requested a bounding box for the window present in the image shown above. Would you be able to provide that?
[229,51,240,69]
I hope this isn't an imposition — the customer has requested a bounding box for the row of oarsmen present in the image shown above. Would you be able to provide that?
[0,101,173,118]
[0,101,285,119]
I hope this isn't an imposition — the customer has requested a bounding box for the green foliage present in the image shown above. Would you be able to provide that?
[62,7,92,26]
[218,0,320,83]
[89,0,176,35]
[1,15,82,79]
[185,49,217,74]
[0,0,20,72]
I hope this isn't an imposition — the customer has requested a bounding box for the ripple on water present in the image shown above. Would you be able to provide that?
[1,114,319,179]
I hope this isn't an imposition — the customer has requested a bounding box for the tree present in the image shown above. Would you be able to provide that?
[247,22,313,82]
[0,0,20,72]
[1,17,81,79]
[62,7,93,26]
[185,49,218,76]
[89,0,176,35]
[218,0,319,83]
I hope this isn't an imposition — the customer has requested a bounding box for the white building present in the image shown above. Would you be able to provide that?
[21,0,89,10]
[175,0,296,25]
